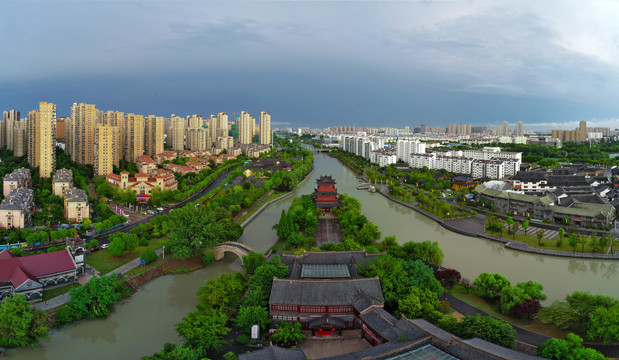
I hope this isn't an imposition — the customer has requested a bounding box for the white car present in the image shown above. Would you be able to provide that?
[101,243,109,249]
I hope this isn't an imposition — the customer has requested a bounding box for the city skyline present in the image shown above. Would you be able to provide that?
[2,2,619,129]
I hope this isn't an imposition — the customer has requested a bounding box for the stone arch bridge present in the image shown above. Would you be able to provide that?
[213,242,261,261]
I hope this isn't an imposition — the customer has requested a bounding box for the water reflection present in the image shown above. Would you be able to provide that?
[64,319,120,343]
[599,262,618,279]
[567,260,588,274]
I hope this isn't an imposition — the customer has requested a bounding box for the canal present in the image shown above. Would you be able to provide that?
[8,152,618,359]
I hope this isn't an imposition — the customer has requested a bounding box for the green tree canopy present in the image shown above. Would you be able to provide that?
[454,315,516,349]
[67,274,122,319]
[473,273,511,299]
[234,306,271,333]
[0,294,49,348]
[175,308,230,353]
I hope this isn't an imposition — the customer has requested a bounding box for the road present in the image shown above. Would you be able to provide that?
[88,170,230,246]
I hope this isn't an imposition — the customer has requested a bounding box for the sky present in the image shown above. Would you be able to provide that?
[1,1,619,130]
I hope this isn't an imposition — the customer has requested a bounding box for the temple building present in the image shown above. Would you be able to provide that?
[313,175,341,212]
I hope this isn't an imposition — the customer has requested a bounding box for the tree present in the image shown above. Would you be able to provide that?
[124,234,139,253]
[108,237,125,257]
[175,308,230,352]
[242,251,266,276]
[197,273,246,316]
[586,304,619,344]
[511,299,542,319]
[576,234,588,252]
[248,256,289,296]
[0,294,49,348]
[143,343,204,360]
[522,220,529,236]
[8,231,20,244]
[558,228,565,242]
[517,281,547,301]
[398,287,442,321]
[67,274,122,319]
[536,291,618,332]
[403,260,443,296]
[82,218,92,230]
[499,286,530,314]
[434,268,461,289]
[536,229,544,246]
[168,206,239,259]
[89,239,100,249]
[538,333,608,360]
[235,306,271,333]
[567,233,579,252]
[454,315,516,349]
[271,322,305,345]
[473,273,511,299]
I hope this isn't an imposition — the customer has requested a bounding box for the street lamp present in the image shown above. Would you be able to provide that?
[162,245,165,259]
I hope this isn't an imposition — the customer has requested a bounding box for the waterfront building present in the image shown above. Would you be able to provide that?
[313,175,341,212]
[3,167,31,197]
[52,168,73,197]
[0,249,81,301]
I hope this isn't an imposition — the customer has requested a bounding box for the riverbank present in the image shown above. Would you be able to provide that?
[330,152,619,260]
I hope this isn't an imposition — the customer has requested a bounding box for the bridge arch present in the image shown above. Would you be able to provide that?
[213,242,261,261]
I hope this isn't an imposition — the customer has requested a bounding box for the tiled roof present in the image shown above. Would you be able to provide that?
[269,277,383,306]
[4,167,30,182]
[0,249,77,286]
[52,168,73,183]
[134,173,150,178]
[137,155,155,164]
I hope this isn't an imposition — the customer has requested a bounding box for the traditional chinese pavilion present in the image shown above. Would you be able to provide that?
[313,175,341,212]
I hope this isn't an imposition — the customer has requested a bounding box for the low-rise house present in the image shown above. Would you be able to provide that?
[52,168,73,197]
[186,160,207,171]
[63,187,90,222]
[451,176,483,190]
[164,163,196,176]
[154,151,177,164]
[0,188,35,229]
[136,155,157,174]
[105,171,178,199]
[3,167,31,197]
[0,249,80,301]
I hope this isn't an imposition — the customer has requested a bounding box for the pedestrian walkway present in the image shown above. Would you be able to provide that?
[34,248,164,310]
[505,224,559,240]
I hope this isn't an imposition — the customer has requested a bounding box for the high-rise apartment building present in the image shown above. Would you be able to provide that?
[4,110,20,152]
[217,112,228,138]
[28,102,56,178]
[169,115,184,151]
[186,127,210,150]
[146,115,164,157]
[124,113,144,162]
[259,111,271,145]
[187,114,202,129]
[68,103,97,165]
[94,125,119,176]
[103,111,124,165]
[56,117,66,140]
[501,121,509,136]
[516,121,524,137]
[13,118,27,157]
[579,120,587,142]
[239,111,253,144]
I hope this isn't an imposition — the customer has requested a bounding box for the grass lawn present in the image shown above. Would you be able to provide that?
[86,237,170,274]
[236,190,287,224]
[486,230,603,254]
[41,283,81,301]
[447,284,570,339]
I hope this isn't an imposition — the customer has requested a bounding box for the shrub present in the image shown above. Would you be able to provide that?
[202,252,216,265]
[138,237,149,246]
[140,249,158,264]
[223,352,238,360]
[236,334,250,345]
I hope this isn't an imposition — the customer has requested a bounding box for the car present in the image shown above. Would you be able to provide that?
[90,247,101,253]
[157,207,164,212]
[101,243,109,249]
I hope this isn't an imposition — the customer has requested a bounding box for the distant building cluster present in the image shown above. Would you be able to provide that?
[51,169,90,223]
[0,104,272,178]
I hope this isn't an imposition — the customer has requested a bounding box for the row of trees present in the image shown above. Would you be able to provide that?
[276,195,320,247]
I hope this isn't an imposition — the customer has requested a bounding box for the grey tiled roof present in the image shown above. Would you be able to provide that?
[238,346,306,360]
[0,188,34,211]
[63,187,88,202]
[53,168,73,183]
[269,277,383,307]
[4,167,30,182]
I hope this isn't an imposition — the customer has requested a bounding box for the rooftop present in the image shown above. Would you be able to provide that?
[301,264,350,278]
[4,167,30,182]
[0,188,34,211]
[52,168,73,183]
[63,187,88,203]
